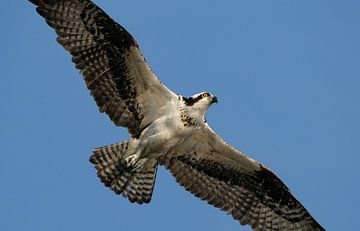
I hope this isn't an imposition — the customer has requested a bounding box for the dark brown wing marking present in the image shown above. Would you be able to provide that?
[30,0,174,137]
[159,154,325,231]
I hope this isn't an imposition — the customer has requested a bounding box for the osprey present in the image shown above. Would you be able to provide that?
[29,0,325,230]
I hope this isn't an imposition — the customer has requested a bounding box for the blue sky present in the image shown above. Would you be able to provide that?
[1,0,359,230]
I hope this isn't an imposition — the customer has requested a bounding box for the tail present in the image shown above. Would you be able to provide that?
[89,141,158,204]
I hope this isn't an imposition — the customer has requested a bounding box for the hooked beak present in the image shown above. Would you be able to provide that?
[211,96,218,104]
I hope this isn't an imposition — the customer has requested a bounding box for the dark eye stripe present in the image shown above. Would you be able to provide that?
[183,94,205,106]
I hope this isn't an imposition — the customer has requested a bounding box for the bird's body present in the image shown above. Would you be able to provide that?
[29,0,325,230]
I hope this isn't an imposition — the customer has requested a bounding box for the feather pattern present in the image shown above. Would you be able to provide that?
[29,1,325,230]
[157,122,325,230]
[90,142,158,204]
[30,0,176,138]
[160,152,324,231]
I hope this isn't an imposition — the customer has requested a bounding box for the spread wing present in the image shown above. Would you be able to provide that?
[159,126,325,231]
[29,0,177,138]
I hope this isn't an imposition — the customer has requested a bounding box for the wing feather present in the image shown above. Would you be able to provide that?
[159,126,325,231]
[30,0,176,137]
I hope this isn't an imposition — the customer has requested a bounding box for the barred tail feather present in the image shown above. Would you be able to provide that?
[89,141,158,204]
[122,159,158,204]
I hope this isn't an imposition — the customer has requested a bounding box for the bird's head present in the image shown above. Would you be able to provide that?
[183,92,218,115]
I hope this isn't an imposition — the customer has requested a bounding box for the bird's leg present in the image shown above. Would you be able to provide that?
[126,156,148,171]
[123,139,150,170]
[123,133,164,170]
[124,151,147,170]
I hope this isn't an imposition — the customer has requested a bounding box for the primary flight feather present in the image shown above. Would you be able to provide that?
[29,0,325,230]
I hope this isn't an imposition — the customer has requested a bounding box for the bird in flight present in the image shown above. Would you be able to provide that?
[29,0,325,230]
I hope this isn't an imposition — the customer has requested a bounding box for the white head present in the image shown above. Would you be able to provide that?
[182,92,218,117]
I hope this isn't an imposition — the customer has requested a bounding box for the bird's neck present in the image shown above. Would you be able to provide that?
[179,105,207,127]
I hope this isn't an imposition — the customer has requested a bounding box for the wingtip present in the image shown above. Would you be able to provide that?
[89,154,98,165]
[35,7,49,18]
[28,0,43,6]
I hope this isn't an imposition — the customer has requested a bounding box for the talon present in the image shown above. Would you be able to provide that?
[124,155,139,167]
[124,155,148,171]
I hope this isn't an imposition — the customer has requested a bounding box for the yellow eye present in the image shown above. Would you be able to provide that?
[202,93,210,97]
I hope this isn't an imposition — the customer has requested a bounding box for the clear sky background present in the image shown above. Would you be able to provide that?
[1,0,359,230]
